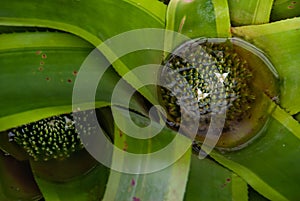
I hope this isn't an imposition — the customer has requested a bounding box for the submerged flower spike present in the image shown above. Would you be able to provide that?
[9,110,96,161]
[160,37,279,148]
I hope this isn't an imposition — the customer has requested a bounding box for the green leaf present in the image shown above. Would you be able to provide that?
[184,156,248,201]
[209,106,300,201]
[232,17,300,114]
[33,163,109,201]
[0,0,166,104]
[0,0,165,44]
[0,32,91,131]
[0,32,146,131]
[166,0,231,39]
[103,109,191,201]
[103,151,191,201]
[270,0,300,21]
[228,0,274,26]
[126,0,167,22]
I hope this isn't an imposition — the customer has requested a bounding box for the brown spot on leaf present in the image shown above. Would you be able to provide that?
[131,179,136,186]
[42,54,47,59]
[73,70,78,76]
[123,141,128,151]
[133,197,140,201]
[36,50,42,55]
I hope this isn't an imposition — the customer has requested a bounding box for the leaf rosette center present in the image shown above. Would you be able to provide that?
[159,37,279,149]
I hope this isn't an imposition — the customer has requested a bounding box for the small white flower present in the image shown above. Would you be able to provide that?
[197,88,210,101]
[214,72,229,83]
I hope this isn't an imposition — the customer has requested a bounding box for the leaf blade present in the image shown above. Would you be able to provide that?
[166,0,231,39]
[232,17,300,114]
[210,108,300,201]
[184,156,248,201]
[228,0,274,26]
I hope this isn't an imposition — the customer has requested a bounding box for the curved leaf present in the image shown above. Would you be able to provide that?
[0,0,166,104]
[210,105,300,201]
[0,32,146,131]
[271,0,300,21]
[228,0,274,26]
[103,109,191,201]
[232,17,300,114]
[184,156,248,201]
[166,0,231,39]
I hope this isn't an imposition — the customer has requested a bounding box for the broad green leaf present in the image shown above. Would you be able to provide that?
[166,0,231,40]
[228,0,274,26]
[0,0,166,104]
[0,0,165,44]
[103,109,191,201]
[104,151,191,201]
[232,17,300,114]
[0,32,92,131]
[270,0,300,21]
[0,151,42,201]
[0,32,145,131]
[126,0,167,22]
[210,106,300,201]
[33,163,110,201]
[184,155,248,201]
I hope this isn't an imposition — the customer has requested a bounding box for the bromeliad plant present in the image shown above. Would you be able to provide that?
[0,0,300,200]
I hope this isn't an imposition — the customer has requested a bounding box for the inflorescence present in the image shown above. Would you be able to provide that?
[160,39,255,132]
[8,110,96,161]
